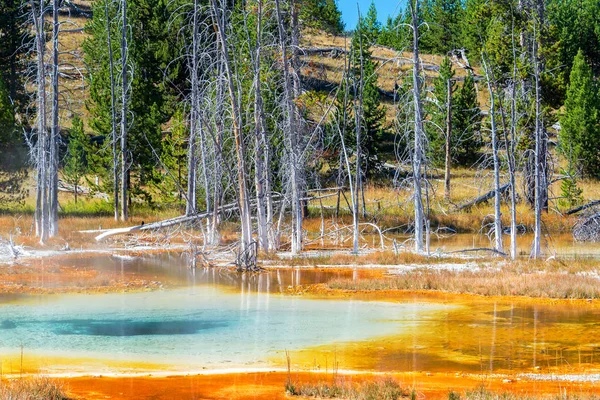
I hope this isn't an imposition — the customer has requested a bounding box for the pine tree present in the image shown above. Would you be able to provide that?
[83,0,182,204]
[362,2,380,44]
[348,10,386,177]
[559,50,600,178]
[299,0,344,34]
[428,57,454,167]
[0,0,30,108]
[453,72,482,166]
[0,76,14,145]
[63,115,88,203]
[378,14,409,50]
[420,0,464,54]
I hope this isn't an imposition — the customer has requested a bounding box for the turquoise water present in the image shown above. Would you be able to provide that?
[0,283,449,372]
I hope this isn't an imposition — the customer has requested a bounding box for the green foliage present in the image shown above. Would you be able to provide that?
[461,0,516,73]
[63,115,89,203]
[420,0,464,54]
[0,0,30,110]
[0,75,26,206]
[299,0,344,34]
[0,76,15,145]
[377,14,409,50]
[559,169,583,208]
[428,59,481,168]
[347,11,387,177]
[83,0,183,203]
[547,0,600,105]
[559,50,600,178]
[361,2,380,44]
[453,72,482,166]
[428,57,455,167]
[158,107,188,206]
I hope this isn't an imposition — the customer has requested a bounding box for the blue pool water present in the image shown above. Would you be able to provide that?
[0,284,448,372]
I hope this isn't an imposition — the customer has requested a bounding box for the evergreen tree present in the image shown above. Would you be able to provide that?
[0,0,30,108]
[378,14,409,50]
[348,11,386,177]
[420,0,464,54]
[299,0,344,34]
[83,0,183,203]
[453,72,482,166]
[428,57,454,167]
[158,107,188,207]
[559,50,600,178]
[362,2,380,44]
[63,115,89,203]
[547,0,600,105]
[0,77,15,145]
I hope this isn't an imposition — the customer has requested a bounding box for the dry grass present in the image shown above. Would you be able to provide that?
[286,376,409,400]
[0,377,69,400]
[283,250,466,267]
[454,386,600,400]
[327,268,600,299]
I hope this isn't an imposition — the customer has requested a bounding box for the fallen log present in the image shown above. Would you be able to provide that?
[94,202,241,241]
[565,200,600,216]
[92,193,333,241]
[456,184,510,211]
[447,248,507,257]
[573,212,600,242]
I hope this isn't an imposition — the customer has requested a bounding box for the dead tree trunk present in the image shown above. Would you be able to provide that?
[49,0,60,237]
[120,0,129,222]
[210,0,254,265]
[32,0,48,242]
[105,0,119,221]
[444,78,452,201]
[185,0,199,217]
[274,0,303,254]
[482,56,504,254]
[410,0,425,253]
[531,9,545,259]
[508,18,519,260]
[248,0,269,252]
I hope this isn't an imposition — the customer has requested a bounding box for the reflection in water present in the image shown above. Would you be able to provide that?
[299,300,600,375]
[1,255,600,377]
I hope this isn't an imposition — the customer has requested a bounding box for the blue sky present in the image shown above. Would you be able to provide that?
[338,1,405,30]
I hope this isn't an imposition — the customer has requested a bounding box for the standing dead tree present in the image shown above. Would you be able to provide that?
[409,0,426,253]
[481,54,504,254]
[209,0,255,269]
[530,1,546,259]
[105,0,119,221]
[30,0,49,243]
[119,0,129,222]
[274,0,303,255]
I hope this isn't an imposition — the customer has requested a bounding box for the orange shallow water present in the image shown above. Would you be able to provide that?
[64,371,600,399]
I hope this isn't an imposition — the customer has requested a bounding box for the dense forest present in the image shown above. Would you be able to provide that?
[1,0,600,269]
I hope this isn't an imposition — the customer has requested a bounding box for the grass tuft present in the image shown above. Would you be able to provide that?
[0,377,69,400]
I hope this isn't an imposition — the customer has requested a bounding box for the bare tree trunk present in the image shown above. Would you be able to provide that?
[531,20,542,259]
[508,18,519,260]
[186,0,199,217]
[249,0,269,252]
[274,0,302,254]
[32,0,48,242]
[210,0,253,262]
[444,78,452,201]
[410,0,425,253]
[209,60,224,247]
[49,0,60,237]
[120,0,128,222]
[105,0,119,221]
[482,56,504,254]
